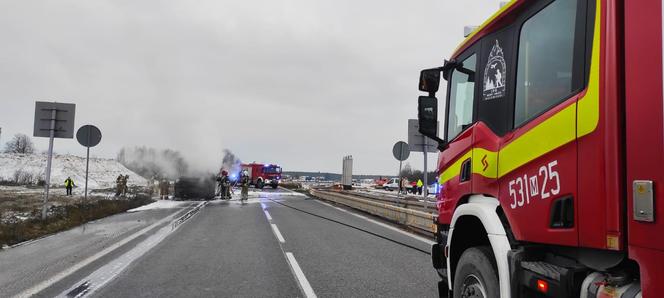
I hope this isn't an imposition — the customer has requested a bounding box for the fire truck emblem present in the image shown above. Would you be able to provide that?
[483,40,507,100]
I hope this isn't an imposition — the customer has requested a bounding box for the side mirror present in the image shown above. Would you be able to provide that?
[419,68,441,94]
[418,96,447,150]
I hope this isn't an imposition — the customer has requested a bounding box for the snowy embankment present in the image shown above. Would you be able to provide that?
[0,153,147,189]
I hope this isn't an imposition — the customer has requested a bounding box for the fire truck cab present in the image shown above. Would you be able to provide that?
[418,0,664,297]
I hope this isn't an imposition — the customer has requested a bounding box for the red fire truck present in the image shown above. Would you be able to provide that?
[417,0,663,297]
[240,163,282,189]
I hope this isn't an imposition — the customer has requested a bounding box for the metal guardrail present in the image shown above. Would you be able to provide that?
[310,189,437,234]
[341,190,437,212]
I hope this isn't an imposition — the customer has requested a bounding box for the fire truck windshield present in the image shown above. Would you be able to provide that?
[263,166,282,174]
[447,54,477,140]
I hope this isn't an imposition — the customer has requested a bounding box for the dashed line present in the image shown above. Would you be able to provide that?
[285,252,317,298]
[270,224,285,243]
[262,199,317,298]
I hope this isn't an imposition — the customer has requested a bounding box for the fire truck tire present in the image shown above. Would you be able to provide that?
[256,179,264,189]
[453,246,499,298]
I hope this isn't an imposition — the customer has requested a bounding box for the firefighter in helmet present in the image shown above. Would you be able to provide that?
[115,174,123,196]
[160,179,170,200]
[218,170,231,200]
[240,170,250,201]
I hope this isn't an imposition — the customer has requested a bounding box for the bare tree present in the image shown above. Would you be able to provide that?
[4,133,35,154]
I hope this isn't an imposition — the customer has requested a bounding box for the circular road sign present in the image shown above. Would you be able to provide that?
[76,125,102,148]
[392,141,410,161]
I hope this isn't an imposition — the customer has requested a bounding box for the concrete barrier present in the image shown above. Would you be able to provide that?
[310,189,437,234]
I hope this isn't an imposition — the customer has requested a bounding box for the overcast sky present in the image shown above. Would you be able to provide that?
[0,0,500,175]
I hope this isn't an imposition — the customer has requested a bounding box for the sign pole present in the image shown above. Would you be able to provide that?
[422,135,428,198]
[84,146,90,202]
[392,141,410,202]
[76,124,102,204]
[42,108,56,220]
[398,159,403,199]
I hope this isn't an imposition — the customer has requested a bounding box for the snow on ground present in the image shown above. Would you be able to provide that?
[127,200,190,212]
[0,153,147,189]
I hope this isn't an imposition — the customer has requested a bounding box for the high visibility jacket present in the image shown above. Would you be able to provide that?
[417,179,423,187]
[65,179,74,187]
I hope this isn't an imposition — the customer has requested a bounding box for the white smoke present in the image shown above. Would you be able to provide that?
[117,146,189,180]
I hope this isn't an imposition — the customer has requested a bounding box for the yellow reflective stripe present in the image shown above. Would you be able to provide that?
[439,151,472,185]
[454,0,518,54]
[577,0,601,137]
[472,147,498,179]
[498,104,577,176]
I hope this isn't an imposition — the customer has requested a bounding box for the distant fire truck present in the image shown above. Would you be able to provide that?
[239,163,282,189]
[417,0,663,297]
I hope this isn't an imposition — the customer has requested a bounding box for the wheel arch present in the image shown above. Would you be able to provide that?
[446,194,512,298]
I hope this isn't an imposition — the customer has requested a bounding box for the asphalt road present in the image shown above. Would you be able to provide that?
[2,188,439,297]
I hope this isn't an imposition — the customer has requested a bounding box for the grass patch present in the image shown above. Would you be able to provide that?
[0,195,154,247]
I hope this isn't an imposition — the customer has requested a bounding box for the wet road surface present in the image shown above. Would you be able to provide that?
[1,188,438,297]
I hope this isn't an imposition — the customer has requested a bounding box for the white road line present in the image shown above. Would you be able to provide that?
[314,200,436,245]
[285,252,317,298]
[16,209,183,297]
[270,224,285,243]
[263,197,317,298]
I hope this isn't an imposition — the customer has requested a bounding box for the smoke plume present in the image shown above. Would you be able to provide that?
[219,149,242,175]
[117,146,189,179]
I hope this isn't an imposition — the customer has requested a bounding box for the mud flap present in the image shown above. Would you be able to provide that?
[438,280,450,298]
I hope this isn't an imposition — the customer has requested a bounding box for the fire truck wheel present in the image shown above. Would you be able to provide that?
[452,246,499,298]
[257,179,264,189]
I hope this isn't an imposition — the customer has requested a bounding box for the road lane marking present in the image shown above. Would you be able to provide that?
[285,252,317,298]
[55,201,207,298]
[314,200,436,245]
[16,207,187,298]
[270,224,285,243]
[263,197,317,298]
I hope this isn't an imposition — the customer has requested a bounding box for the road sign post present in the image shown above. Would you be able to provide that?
[408,119,439,198]
[76,125,102,202]
[34,101,76,220]
[392,141,410,199]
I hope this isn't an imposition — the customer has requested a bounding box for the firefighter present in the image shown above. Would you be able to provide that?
[400,178,409,194]
[152,176,160,195]
[160,179,169,200]
[217,171,231,200]
[240,170,250,201]
[121,175,130,196]
[64,177,75,196]
[115,174,123,196]
[417,179,424,195]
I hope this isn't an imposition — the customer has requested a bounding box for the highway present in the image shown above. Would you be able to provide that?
[0,188,439,297]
